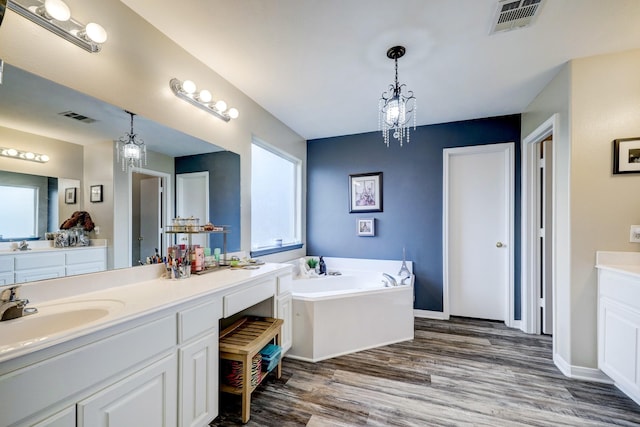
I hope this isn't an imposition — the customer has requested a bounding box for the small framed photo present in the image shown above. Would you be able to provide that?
[349,172,383,213]
[613,137,640,174]
[90,185,103,203]
[65,187,76,204]
[357,218,375,237]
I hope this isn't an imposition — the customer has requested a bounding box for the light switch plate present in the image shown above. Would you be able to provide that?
[630,225,640,243]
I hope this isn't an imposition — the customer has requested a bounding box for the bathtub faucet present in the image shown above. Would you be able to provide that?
[382,273,398,287]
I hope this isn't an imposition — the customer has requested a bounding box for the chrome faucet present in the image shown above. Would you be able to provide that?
[0,285,33,321]
[382,273,398,287]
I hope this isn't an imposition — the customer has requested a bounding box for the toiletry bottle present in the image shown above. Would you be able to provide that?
[319,256,327,275]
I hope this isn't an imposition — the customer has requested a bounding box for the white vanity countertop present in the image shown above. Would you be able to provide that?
[595,251,640,278]
[0,239,107,253]
[0,262,291,364]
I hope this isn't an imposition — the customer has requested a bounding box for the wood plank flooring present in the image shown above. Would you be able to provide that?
[210,317,640,426]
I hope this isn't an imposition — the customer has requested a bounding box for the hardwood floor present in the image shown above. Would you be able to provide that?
[210,317,640,426]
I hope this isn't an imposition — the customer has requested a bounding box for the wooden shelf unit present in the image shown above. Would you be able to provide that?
[219,317,283,423]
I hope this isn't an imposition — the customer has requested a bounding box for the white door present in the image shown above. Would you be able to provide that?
[176,172,209,248]
[140,177,161,261]
[444,143,514,323]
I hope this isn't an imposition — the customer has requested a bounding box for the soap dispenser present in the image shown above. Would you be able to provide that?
[318,256,327,275]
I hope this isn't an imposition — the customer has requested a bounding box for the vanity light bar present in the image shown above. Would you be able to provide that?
[170,78,239,122]
[7,0,107,53]
[0,147,50,163]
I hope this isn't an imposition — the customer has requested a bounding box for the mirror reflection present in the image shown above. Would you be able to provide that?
[0,62,241,277]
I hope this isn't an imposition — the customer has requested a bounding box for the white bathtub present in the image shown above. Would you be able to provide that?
[287,257,414,362]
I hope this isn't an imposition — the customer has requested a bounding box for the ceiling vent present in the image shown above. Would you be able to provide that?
[489,0,545,34]
[59,111,97,124]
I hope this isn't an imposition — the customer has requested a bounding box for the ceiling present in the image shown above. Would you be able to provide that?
[121,0,640,140]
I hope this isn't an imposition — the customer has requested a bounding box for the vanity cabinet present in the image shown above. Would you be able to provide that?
[31,407,75,427]
[597,266,640,405]
[1,246,107,284]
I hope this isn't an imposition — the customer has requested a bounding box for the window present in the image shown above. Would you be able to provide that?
[251,139,301,254]
[0,185,38,239]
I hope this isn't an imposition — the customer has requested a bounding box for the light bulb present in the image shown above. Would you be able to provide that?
[40,155,50,162]
[123,144,140,160]
[228,108,239,119]
[215,100,227,112]
[24,152,35,160]
[44,0,71,21]
[182,80,196,94]
[84,23,108,44]
[6,149,17,156]
[198,90,212,103]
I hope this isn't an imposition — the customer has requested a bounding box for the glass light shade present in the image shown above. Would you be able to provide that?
[215,100,227,112]
[6,148,17,156]
[44,0,71,21]
[84,22,108,43]
[228,108,239,119]
[198,90,212,103]
[40,154,50,162]
[182,80,196,94]
[385,97,404,124]
[123,143,141,160]
[24,152,35,160]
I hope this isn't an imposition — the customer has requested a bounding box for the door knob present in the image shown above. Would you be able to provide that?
[138,237,144,241]
[496,242,504,248]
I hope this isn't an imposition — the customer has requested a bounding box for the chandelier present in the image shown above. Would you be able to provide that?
[116,111,147,171]
[379,45,416,147]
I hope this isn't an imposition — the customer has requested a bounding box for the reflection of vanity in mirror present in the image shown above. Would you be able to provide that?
[0,63,241,283]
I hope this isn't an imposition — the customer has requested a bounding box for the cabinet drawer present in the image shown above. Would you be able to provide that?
[66,262,106,277]
[178,299,222,343]
[66,248,106,265]
[0,256,13,273]
[14,252,65,270]
[223,278,276,318]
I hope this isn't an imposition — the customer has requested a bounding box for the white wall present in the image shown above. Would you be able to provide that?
[523,48,640,372]
[0,0,307,260]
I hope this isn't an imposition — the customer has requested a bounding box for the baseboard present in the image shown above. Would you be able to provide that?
[414,309,448,320]
[553,353,613,384]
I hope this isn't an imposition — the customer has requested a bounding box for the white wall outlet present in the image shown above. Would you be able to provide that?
[630,225,640,243]
[94,226,100,235]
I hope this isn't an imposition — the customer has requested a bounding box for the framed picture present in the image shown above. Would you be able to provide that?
[90,185,103,203]
[613,137,640,174]
[357,218,375,236]
[349,172,383,213]
[64,187,76,204]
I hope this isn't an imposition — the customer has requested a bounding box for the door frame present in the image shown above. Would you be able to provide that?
[127,167,171,267]
[521,114,558,337]
[442,142,515,326]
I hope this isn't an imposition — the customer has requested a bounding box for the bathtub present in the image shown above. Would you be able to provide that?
[287,257,414,362]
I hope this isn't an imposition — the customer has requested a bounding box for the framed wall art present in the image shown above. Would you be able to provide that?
[357,218,375,236]
[613,137,640,174]
[65,187,76,204]
[90,185,103,203]
[349,172,383,213]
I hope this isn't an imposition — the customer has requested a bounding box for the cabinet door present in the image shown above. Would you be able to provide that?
[179,333,218,427]
[78,353,177,427]
[277,292,292,353]
[31,406,75,427]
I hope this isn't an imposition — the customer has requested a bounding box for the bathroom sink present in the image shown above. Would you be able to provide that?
[0,299,125,349]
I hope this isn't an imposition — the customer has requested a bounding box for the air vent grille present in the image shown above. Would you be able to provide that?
[59,111,97,124]
[490,0,544,34]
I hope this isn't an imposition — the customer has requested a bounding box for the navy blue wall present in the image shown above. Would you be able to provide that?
[307,115,521,317]
[175,151,241,251]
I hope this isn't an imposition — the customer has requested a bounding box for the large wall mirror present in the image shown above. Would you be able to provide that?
[0,62,241,278]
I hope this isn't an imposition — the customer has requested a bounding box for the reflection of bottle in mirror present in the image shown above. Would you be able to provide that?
[318,256,326,275]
